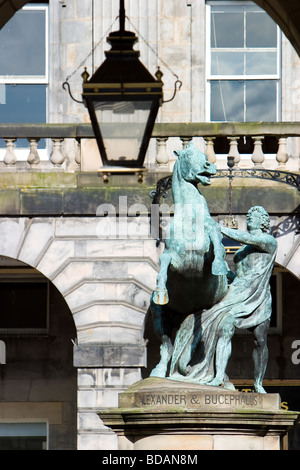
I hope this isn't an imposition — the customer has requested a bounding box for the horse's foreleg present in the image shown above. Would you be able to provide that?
[150,299,173,378]
[152,251,171,305]
[210,225,229,276]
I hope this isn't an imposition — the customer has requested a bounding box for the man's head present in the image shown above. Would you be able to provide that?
[247,206,270,233]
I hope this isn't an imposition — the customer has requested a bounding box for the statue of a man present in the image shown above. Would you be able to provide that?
[207,206,277,393]
[169,206,277,394]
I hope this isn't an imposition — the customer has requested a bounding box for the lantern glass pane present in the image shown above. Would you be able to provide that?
[94,100,152,162]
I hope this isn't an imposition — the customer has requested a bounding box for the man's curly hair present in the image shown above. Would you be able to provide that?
[247,206,270,233]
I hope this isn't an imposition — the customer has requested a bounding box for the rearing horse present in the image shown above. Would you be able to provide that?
[150,142,229,378]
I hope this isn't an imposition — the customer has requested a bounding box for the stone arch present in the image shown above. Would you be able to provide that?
[275,235,300,279]
[253,0,300,57]
[0,251,78,449]
[0,217,159,348]
[272,215,300,279]
[0,216,162,449]
[1,216,298,339]
[0,0,29,29]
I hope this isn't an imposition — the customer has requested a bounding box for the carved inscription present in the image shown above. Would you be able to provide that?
[141,394,187,406]
[137,391,259,408]
[204,393,258,406]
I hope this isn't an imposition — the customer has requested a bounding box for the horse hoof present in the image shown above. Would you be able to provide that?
[212,260,229,276]
[153,288,169,305]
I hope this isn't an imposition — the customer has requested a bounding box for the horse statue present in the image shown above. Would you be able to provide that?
[150,141,229,378]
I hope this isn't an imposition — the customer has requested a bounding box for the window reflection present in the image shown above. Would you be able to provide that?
[0,5,48,150]
[209,2,280,122]
[211,80,277,122]
[0,85,46,148]
[246,52,277,75]
[211,12,244,48]
[246,80,277,121]
[246,12,277,48]
[0,10,46,76]
[211,52,244,75]
[211,81,244,121]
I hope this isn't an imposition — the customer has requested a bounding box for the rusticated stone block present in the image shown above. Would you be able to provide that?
[73,344,147,368]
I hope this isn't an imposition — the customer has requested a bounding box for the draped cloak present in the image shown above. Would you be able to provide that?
[168,245,277,384]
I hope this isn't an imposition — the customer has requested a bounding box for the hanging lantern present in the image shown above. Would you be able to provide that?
[81,0,163,169]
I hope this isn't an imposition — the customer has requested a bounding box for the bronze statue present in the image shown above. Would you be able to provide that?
[150,142,229,378]
[150,142,277,393]
[169,206,277,393]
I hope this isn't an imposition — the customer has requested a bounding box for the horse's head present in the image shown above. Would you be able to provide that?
[174,142,216,186]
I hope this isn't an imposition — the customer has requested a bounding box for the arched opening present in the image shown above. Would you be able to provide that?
[0,256,77,450]
[253,0,300,57]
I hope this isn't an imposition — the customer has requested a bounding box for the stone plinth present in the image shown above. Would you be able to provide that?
[99,378,300,450]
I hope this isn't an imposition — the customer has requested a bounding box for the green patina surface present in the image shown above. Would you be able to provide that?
[147,143,279,394]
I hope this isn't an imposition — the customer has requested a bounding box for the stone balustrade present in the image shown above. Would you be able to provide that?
[0,122,299,172]
[152,122,300,172]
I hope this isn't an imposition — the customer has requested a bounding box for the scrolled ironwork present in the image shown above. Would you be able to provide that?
[150,168,300,204]
[149,168,300,244]
[149,175,173,203]
[213,168,300,191]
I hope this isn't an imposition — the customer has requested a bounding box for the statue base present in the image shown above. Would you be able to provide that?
[99,377,300,450]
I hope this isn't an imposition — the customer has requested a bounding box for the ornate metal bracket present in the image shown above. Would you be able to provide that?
[149,175,173,204]
[62,80,84,104]
[214,168,300,190]
[150,168,300,204]
[149,168,300,245]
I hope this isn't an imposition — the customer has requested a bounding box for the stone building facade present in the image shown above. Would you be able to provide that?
[0,0,300,450]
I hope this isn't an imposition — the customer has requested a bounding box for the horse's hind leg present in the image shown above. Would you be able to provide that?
[152,251,171,305]
[150,298,173,378]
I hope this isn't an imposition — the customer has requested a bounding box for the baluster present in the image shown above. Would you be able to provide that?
[228,137,240,167]
[205,137,216,164]
[251,136,265,167]
[27,139,40,166]
[50,139,65,167]
[180,137,192,149]
[276,137,289,169]
[156,137,169,167]
[3,139,17,166]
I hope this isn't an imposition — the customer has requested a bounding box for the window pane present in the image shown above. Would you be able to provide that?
[0,423,47,437]
[211,81,244,121]
[0,437,46,450]
[94,101,152,161]
[0,85,46,123]
[246,12,277,47]
[0,85,46,148]
[246,80,277,121]
[0,423,47,450]
[0,281,48,329]
[0,9,46,76]
[246,52,278,75]
[211,13,244,48]
[211,52,244,75]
